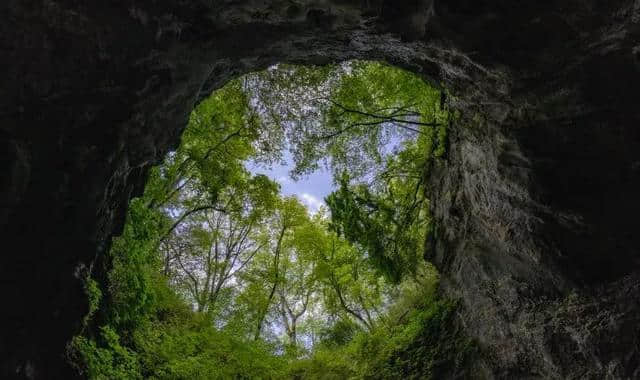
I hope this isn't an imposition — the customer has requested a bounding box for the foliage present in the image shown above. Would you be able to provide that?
[134,316,286,379]
[69,326,141,379]
[287,274,476,380]
[326,129,439,282]
[258,60,450,282]
[315,61,446,180]
[70,61,474,379]
[107,198,166,332]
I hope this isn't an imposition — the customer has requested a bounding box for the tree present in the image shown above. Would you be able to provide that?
[325,117,443,283]
[160,172,279,313]
[319,234,386,332]
[276,247,315,347]
[254,197,309,340]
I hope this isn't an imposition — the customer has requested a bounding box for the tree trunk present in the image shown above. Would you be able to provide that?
[254,225,287,340]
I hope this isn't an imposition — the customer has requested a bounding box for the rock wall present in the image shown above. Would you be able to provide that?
[1,0,639,378]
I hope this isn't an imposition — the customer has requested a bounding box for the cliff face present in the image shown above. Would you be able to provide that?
[1,1,639,378]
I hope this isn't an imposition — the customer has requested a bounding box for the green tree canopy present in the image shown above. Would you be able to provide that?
[70,61,472,380]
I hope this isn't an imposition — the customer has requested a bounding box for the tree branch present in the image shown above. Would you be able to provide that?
[157,205,227,245]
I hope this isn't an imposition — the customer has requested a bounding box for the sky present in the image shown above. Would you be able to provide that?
[245,132,410,215]
[246,150,334,214]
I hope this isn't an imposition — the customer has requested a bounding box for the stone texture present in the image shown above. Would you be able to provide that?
[1,0,639,378]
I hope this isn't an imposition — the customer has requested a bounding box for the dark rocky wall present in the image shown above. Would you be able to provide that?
[1,0,639,378]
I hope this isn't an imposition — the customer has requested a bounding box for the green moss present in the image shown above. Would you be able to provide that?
[364,300,478,380]
[69,326,141,379]
[433,123,448,158]
[84,277,102,326]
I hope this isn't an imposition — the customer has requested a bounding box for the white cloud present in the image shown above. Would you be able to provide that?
[300,192,324,214]
[277,176,291,184]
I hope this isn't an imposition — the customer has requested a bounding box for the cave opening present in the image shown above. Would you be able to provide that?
[69,61,474,378]
[4,1,640,378]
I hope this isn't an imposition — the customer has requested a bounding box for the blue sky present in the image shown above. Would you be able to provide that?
[245,133,409,214]
[247,151,334,214]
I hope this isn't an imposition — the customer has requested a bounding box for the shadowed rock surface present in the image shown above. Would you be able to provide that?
[1,1,639,378]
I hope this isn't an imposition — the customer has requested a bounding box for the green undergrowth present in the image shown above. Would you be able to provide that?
[71,267,476,379]
[287,295,477,380]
